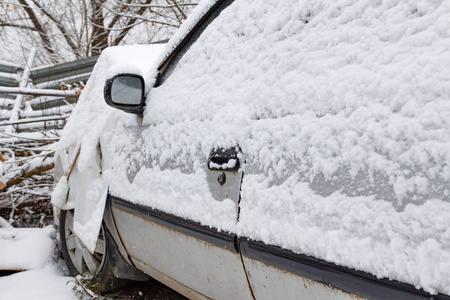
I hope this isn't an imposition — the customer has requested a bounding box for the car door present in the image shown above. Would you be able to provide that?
[105,0,450,299]
[107,1,254,299]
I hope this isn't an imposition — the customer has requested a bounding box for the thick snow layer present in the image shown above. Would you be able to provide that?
[0,226,55,270]
[55,44,165,251]
[240,177,450,294]
[143,0,450,294]
[57,44,165,153]
[146,0,450,209]
[0,265,78,300]
[51,175,70,209]
[55,0,450,296]
[0,226,77,299]
[58,44,165,153]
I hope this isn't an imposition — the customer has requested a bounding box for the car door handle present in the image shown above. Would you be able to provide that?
[208,147,241,171]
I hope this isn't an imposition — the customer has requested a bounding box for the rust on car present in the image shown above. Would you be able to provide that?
[244,256,368,300]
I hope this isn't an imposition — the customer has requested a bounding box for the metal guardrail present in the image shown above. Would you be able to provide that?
[0,61,22,74]
[31,56,98,89]
[0,62,22,88]
[0,54,98,133]
[0,74,19,88]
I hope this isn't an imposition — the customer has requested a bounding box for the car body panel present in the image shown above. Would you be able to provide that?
[239,238,450,300]
[109,195,450,300]
[131,258,211,300]
[242,258,364,300]
[111,197,254,300]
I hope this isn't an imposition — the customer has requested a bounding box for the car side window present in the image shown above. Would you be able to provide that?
[157,0,233,86]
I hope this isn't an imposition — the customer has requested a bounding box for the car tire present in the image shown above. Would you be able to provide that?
[59,209,106,277]
[60,209,135,294]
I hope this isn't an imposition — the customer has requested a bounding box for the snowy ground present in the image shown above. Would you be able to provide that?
[0,219,79,300]
[0,216,186,300]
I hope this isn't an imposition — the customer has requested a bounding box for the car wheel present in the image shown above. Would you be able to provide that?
[60,209,106,276]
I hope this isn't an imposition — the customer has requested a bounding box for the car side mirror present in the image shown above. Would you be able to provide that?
[104,74,145,116]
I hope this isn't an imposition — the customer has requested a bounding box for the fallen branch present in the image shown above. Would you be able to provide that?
[2,184,53,196]
[3,156,55,190]
[0,132,60,141]
[4,150,55,164]
[0,86,79,97]
[74,276,102,300]
[0,114,70,126]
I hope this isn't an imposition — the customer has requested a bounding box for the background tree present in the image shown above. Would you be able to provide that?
[0,0,197,64]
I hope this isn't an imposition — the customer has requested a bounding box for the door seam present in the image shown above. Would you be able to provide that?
[236,236,256,300]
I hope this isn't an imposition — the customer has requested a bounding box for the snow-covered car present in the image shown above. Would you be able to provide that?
[52,0,450,299]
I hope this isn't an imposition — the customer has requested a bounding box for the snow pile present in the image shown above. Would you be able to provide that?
[0,225,77,299]
[0,226,55,270]
[0,265,77,300]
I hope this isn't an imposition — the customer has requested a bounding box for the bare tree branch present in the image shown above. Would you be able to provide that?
[109,0,198,8]
[0,22,38,31]
[113,0,153,46]
[4,159,55,190]
[29,0,82,59]
[171,0,187,19]
[90,19,147,32]
[105,0,132,31]
[1,0,198,62]
[90,0,108,55]
[17,0,60,63]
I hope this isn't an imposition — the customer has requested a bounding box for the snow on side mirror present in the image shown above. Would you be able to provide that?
[104,74,145,116]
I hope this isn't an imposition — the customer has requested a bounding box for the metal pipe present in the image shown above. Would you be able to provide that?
[5,48,37,134]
